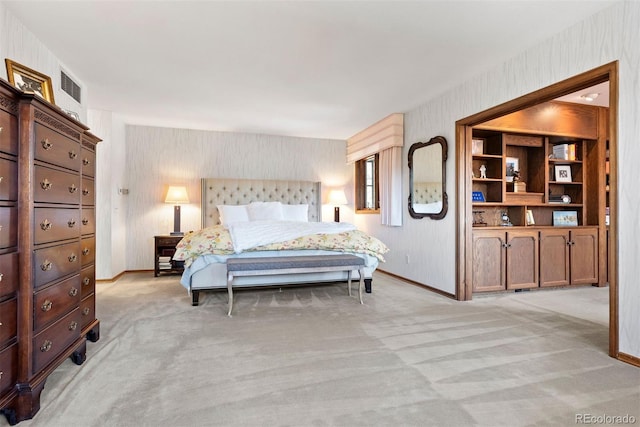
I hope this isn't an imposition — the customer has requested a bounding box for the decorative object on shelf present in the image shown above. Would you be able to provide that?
[505,157,519,182]
[472,191,485,202]
[5,58,55,103]
[62,108,80,121]
[512,170,526,192]
[165,186,190,236]
[554,165,572,182]
[479,164,487,178]
[500,211,512,226]
[549,194,572,204]
[552,143,576,160]
[472,138,484,155]
[472,210,487,226]
[328,188,347,222]
[552,210,578,226]
[526,209,535,225]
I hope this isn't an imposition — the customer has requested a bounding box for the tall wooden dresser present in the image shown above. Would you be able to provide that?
[0,79,100,424]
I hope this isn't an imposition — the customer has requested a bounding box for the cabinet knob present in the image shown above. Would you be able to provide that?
[0,273,3,282]
[69,287,78,297]
[82,218,89,226]
[40,179,52,190]
[41,138,53,150]
[83,158,90,166]
[40,340,52,352]
[68,219,76,228]
[82,248,90,256]
[82,188,90,196]
[68,184,77,193]
[82,307,90,316]
[40,219,52,231]
[41,260,53,271]
[0,176,3,183]
[69,150,77,159]
[69,321,78,331]
[68,254,77,263]
[83,277,91,286]
[41,300,53,312]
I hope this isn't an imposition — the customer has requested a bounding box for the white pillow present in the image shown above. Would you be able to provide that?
[281,204,308,222]
[246,201,284,221]
[217,205,249,226]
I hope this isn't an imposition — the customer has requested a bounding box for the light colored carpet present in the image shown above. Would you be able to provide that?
[3,272,638,427]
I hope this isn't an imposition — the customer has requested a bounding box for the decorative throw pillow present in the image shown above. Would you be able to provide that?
[281,204,308,222]
[246,201,284,221]
[217,205,249,226]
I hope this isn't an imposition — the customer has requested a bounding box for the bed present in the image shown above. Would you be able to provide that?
[173,178,389,306]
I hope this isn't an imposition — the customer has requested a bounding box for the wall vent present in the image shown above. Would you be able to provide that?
[61,71,81,103]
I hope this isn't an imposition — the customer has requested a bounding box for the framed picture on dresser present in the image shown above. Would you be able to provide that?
[4,58,55,104]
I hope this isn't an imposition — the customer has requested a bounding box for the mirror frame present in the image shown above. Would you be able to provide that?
[408,135,448,220]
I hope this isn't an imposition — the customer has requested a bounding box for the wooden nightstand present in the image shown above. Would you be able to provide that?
[154,235,185,277]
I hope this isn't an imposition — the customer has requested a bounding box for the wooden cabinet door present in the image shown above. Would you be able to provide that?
[506,230,539,290]
[570,228,598,284]
[472,230,506,292]
[540,229,570,287]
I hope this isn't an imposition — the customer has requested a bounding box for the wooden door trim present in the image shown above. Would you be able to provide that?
[455,61,619,358]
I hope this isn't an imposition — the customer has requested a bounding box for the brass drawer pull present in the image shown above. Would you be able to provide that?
[41,260,53,271]
[83,158,90,166]
[41,300,53,312]
[40,179,52,190]
[68,254,77,263]
[83,277,91,286]
[68,321,78,331]
[82,248,90,256]
[82,188,90,196]
[0,176,3,183]
[41,138,53,150]
[0,126,3,133]
[69,150,77,159]
[40,219,52,231]
[68,219,76,228]
[82,307,90,316]
[0,273,3,282]
[69,287,78,297]
[40,340,52,352]
[82,218,89,226]
[69,184,77,193]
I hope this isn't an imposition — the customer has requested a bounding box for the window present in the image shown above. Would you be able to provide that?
[355,154,379,212]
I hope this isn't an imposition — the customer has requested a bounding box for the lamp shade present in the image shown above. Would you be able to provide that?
[165,186,189,204]
[328,189,347,206]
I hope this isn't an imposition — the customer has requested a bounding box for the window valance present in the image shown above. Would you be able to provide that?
[347,113,404,163]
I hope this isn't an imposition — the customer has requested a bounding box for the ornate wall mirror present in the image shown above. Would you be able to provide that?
[408,135,448,219]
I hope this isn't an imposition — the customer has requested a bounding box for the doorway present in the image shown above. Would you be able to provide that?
[455,62,618,357]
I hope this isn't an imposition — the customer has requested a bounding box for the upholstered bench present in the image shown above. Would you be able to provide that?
[226,255,365,316]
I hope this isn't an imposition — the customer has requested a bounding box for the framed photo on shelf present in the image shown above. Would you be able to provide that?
[4,59,55,104]
[554,165,572,182]
[505,157,519,182]
[526,209,535,225]
[472,138,484,155]
[472,191,486,202]
[553,210,578,226]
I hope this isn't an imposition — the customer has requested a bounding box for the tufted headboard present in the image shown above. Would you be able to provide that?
[412,182,442,204]
[201,178,322,228]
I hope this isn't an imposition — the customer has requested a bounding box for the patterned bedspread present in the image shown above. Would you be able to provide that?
[173,223,389,267]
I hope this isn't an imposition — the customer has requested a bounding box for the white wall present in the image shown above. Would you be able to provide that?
[123,125,352,271]
[359,1,639,357]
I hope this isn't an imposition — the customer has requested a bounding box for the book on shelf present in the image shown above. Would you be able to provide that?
[553,143,576,161]
[158,256,172,263]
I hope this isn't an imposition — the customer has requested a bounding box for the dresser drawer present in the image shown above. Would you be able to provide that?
[81,264,95,298]
[0,156,17,201]
[34,275,81,332]
[0,298,17,345]
[80,208,95,235]
[34,123,81,172]
[0,342,17,396]
[0,252,17,298]
[33,241,81,288]
[80,293,95,331]
[0,110,18,156]
[81,146,96,178]
[81,177,94,206]
[0,207,17,249]
[34,165,81,205]
[81,237,95,267]
[34,207,81,245]
[33,308,81,374]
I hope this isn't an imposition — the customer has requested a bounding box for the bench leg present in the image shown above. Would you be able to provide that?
[227,273,234,317]
[358,268,364,304]
[191,290,200,306]
[365,278,372,294]
[347,270,352,296]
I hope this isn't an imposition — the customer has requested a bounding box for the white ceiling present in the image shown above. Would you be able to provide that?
[2,0,617,140]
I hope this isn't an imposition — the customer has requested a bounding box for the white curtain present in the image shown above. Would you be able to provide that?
[380,146,403,226]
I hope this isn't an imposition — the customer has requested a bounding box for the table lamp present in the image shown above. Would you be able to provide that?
[328,189,347,222]
[165,186,189,236]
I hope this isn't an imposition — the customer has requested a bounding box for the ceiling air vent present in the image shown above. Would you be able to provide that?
[61,71,81,103]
